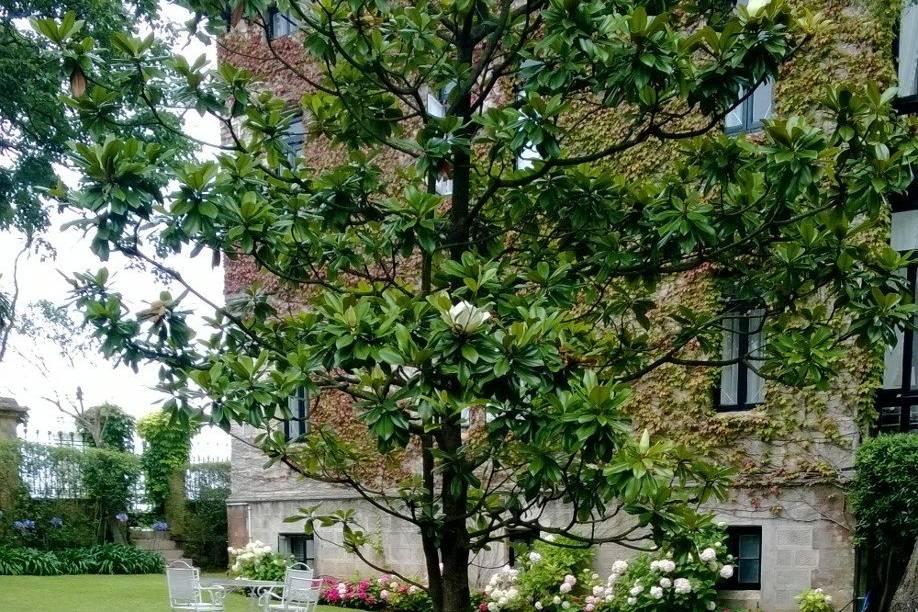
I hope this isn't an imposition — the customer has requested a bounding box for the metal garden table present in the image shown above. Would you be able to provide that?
[200,577,284,611]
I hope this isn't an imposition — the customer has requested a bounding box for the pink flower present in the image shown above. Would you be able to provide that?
[480,603,489,612]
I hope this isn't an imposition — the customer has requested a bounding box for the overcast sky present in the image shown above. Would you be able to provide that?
[0,3,229,459]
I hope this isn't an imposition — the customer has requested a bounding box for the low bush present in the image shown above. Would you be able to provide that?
[228,541,293,581]
[0,544,164,575]
[796,588,834,612]
[321,575,430,612]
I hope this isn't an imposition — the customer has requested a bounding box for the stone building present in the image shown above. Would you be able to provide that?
[220,2,917,611]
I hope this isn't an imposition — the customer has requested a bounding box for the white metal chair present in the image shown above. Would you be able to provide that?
[258,563,320,612]
[166,560,226,611]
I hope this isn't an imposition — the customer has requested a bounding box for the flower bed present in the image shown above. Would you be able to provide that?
[321,575,431,612]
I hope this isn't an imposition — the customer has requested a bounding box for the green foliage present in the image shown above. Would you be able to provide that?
[136,411,194,514]
[0,439,139,548]
[515,537,595,604]
[850,433,918,550]
[0,0,165,241]
[76,403,136,451]
[0,545,164,575]
[182,469,230,569]
[796,588,835,612]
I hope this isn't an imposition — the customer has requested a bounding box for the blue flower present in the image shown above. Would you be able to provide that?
[116,512,129,523]
[49,517,63,528]
[152,521,169,532]
[13,519,36,533]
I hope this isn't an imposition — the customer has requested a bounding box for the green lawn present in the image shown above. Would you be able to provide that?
[0,574,345,612]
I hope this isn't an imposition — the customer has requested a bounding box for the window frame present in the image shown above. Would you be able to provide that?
[719,526,762,591]
[283,387,310,442]
[282,114,306,164]
[278,533,316,569]
[894,6,918,114]
[724,81,773,136]
[876,260,918,433]
[715,309,766,412]
[268,7,297,40]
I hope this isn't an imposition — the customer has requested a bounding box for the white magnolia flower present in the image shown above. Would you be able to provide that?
[700,548,717,562]
[629,584,643,597]
[659,578,672,589]
[552,596,561,605]
[626,597,636,605]
[720,565,734,579]
[529,551,542,564]
[559,583,572,594]
[649,586,663,599]
[706,601,717,611]
[673,578,692,594]
[447,300,491,333]
[658,559,676,573]
[611,560,629,574]
[561,602,570,610]
[746,0,771,17]
[534,602,543,610]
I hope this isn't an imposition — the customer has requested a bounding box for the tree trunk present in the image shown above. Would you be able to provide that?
[889,539,918,612]
[441,543,471,612]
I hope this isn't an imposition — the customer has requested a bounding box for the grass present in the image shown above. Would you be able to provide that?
[0,573,346,612]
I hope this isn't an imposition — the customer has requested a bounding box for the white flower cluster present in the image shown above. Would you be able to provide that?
[615,544,733,609]
[484,565,521,612]
[228,540,275,574]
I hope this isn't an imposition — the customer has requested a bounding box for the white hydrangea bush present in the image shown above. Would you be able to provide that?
[227,540,294,581]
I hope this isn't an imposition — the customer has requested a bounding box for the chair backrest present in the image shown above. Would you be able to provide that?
[283,564,320,609]
[166,560,201,607]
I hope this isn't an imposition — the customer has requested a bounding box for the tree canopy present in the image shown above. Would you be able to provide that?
[34,0,918,610]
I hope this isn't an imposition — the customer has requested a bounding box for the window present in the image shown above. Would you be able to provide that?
[425,84,454,195]
[877,202,918,433]
[725,81,773,135]
[897,2,918,109]
[284,387,310,442]
[282,115,306,164]
[507,529,537,568]
[279,533,316,569]
[269,7,297,39]
[716,309,766,411]
[720,526,761,590]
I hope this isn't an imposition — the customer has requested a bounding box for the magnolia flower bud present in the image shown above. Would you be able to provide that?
[447,300,491,333]
[746,0,770,17]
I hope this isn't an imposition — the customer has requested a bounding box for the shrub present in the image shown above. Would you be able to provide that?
[850,434,918,549]
[320,575,431,612]
[0,440,139,548]
[183,485,230,569]
[0,545,164,575]
[480,524,730,612]
[228,541,293,581]
[796,588,834,612]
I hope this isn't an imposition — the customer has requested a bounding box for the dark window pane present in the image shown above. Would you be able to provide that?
[738,534,760,559]
[738,559,760,584]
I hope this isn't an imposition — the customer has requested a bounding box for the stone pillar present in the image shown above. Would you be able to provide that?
[0,396,27,440]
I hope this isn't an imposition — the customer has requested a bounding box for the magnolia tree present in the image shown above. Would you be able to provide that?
[35,0,918,611]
